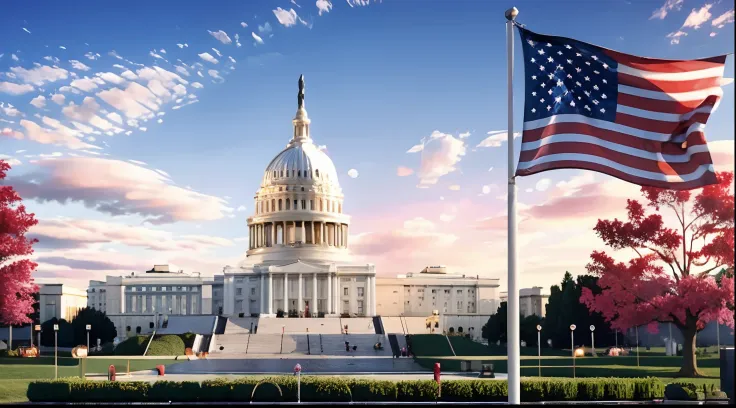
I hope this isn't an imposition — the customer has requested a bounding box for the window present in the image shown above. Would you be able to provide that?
[301,187,305,191]
[444,289,450,294]
[286,200,291,210]
[191,286,198,292]
[126,326,131,332]
[279,199,283,211]
[357,287,364,297]
[149,322,155,329]
[235,278,244,284]
[342,300,349,313]
[301,200,306,210]
[457,289,462,295]
[236,300,243,311]
[251,287,256,296]
[343,288,348,296]
[236,288,242,296]
[431,289,437,293]
[136,326,141,334]
[310,200,314,210]
[271,199,275,211]
[357,300,364,314]
[294,200,297,209]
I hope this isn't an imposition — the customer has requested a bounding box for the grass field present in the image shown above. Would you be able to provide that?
[0,357,178,403]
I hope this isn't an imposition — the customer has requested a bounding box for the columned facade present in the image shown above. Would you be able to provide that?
[222,76,375,318]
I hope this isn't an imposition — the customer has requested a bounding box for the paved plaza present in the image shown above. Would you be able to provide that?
[163,356,426,374]
[89,372,507,382]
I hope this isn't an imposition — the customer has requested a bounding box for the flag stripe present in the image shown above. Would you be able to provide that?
[618,72,723,93]
[516,160,718,190]
[618,84,723,102]
[517,153,714,182]
[520,132,708,158]
[519,141,713,175]
[525,114,681,142]
[615,112,713,135]
[617,104,714,123]
[617,93,721,114]
[607,50,727,73]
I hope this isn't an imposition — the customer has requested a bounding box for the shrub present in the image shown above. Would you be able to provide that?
[665,382,703,401]
[27,379,72,402]
[68,380,150,402]
[149,381,200,402]
[146,334,185,356]
[301,377,352,402]
[396,380,438,402]
[91,342,115,356]
[348,379,396,402]
[113,335,149,355]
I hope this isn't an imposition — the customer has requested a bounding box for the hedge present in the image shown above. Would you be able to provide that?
[113,335,149,356]
[146,335,185,356]
[26,376,699,402]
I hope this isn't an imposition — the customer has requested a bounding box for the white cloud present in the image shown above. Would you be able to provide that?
[710,32,717,37]
[18,118,99,150]
[208,69,223,82]
[191,82,204,89]
[11,54,19,61]
[0,82,34,95]
[149,50,166,60]
[448,185,460,191]
[50,93,65,105]
[236,205,247,212]
[406,143,424,153]
[198,52,219,64]
[273,7,303,27]
[347,168,359,178]
[666,30,688,44]
[1,102,20,116]
[69,60,91,71]
[176,43,189,49]
[84,52,100,60]
[0,154,21,166]
[650,0,683,20]
[70,77,100,92]
[252,32,264,44]
[97,72,126,85]
[240,22,248,28]
[61,96,114,131]
[175,65,190,76]
[208,30,232,44]
[535,178,551,192]
[22,27,31,34]
[712,9,734,27]
[259,22,273,33]
[682,3,713,29]
[10,65,69,86]
[106,112,123,124]
[346,0,374,6]
[316,0,332,15]
[120,70,138,80]
[458,131,471,139]
[415,131,466,187]
[30,95,46,108]
[476,130,521,148]
[211,48,223,57]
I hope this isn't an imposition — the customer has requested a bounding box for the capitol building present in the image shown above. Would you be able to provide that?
[76,76,503,340]
[221,75,376,318]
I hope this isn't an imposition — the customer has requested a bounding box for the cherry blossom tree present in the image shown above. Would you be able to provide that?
[0,160,39,325]
[581,171,735,377]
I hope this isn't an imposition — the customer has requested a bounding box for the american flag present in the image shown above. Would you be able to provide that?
[516,26,727,190]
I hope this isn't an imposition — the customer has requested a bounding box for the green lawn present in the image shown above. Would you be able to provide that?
[0,357,179,403]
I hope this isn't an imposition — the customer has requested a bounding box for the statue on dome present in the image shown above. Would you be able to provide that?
[298,74,305,109]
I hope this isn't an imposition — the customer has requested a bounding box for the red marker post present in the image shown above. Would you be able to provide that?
[294,363,302,403]
[434,362,441,398]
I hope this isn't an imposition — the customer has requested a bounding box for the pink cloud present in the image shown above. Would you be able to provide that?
[396,166,414,177]
[6,157,233,224]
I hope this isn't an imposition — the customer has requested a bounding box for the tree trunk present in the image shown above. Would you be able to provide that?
[678,325,703,377]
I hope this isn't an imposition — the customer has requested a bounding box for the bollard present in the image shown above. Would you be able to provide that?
[156,365,165,376]
[434,362,441,398]
[108,365,116,381]
[127,360,130,376]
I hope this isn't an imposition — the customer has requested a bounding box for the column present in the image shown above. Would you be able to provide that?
[312,273,318,316]
[271,223,276,247]
[333,224,338,247]
[268,273,273,315]
[298,274,303,314]
[249,226,253,249]
[259,274,265,314]
[321,223,326,246]
[327,273,332,315]
[333,275,339,315]
[372,275,377,316]
[283,274,289,313]
[257,225,261,247]
[301,221,306,243]
[310,222,315,244]
[365,276,371,317]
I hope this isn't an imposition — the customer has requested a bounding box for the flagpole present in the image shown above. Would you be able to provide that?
[505,6,521,406]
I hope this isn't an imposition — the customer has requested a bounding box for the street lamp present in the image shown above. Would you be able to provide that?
[34,325,41,357]
[86,324,91,350]
[53,324,59,379]
[536,324,542,377]
[635,326,640,367]
[570,324,576,379]
[590,325,596,356]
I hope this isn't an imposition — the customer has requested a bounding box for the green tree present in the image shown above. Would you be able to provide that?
[70,307,117,347]
[482,302,508,344]
[521,315,544,347]
[40,317,74,347]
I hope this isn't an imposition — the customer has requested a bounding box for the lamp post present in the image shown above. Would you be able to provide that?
[86,324,91,350]
[53,324,59,379]
[590,325,596,356]
[536,325,542,377]
[635,326,640,367]
[570,324,576,379]
[34,325,41,357]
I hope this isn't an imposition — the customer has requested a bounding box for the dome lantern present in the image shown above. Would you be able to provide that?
[291,74,311,146]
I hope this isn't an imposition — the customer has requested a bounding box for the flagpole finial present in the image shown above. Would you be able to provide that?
[505,7,519,21]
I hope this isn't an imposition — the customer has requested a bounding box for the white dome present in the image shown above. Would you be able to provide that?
[262,141,340,189]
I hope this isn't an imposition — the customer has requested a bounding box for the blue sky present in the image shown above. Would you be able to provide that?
[1,0,734,291]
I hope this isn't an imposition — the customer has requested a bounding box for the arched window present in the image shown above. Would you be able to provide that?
[301,200,306,210]
[286,200,291,210]
[458,327,464,333]
[279,187,283,192]
[338,203,342,213]
[280,170,284,177]
[273,171,277,178]
[320,200,324,211]
[301,187,305,192]
[136,326,141,334]
[271,199,275,212]
[278,199,283,211]
[310,200,314,210]
[287,170,290,177]
[294,199,298,210]
[298,170,301,177]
